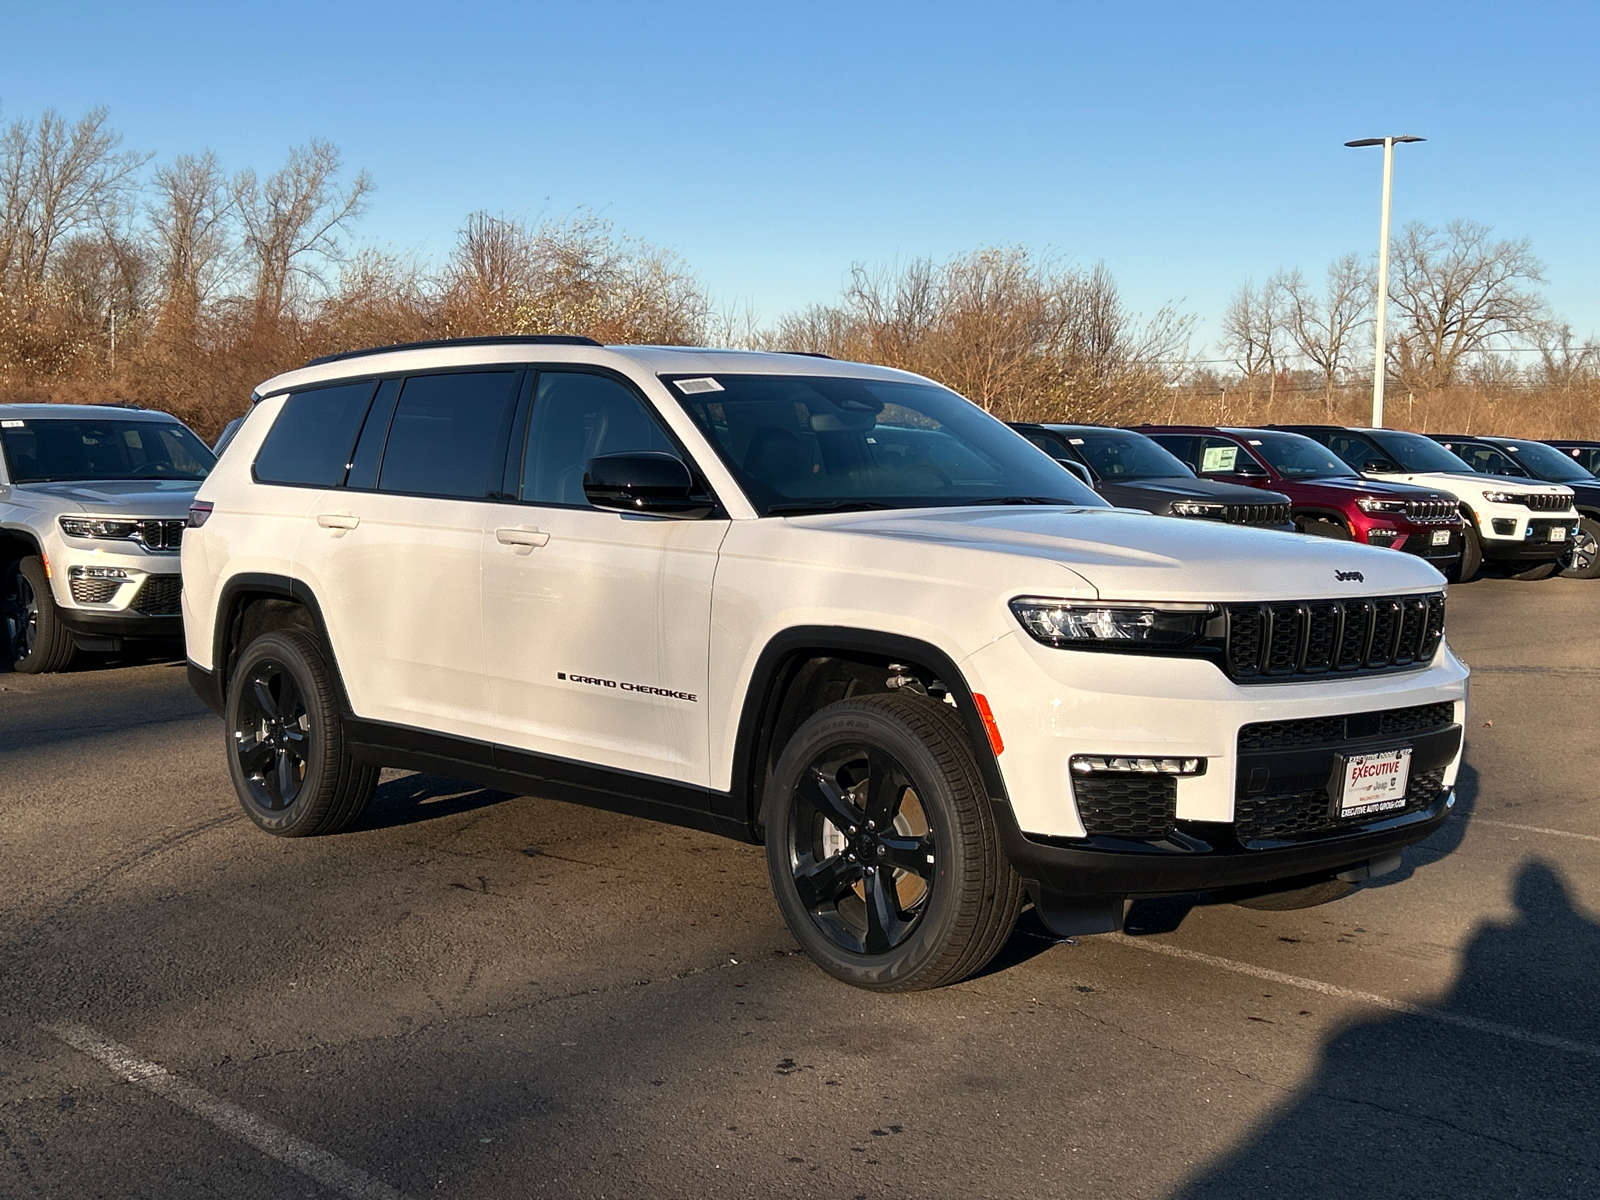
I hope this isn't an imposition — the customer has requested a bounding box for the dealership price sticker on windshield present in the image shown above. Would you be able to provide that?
[1337,748,1412,817]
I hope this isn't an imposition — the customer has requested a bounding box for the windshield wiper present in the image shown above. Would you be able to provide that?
[766,500,898,516]
[960,496,1073,506]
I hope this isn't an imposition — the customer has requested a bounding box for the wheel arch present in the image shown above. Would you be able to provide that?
[725,626,1008,841]
[208,573,353,717]
[1291,506,1352,532]
[0,525,45,577]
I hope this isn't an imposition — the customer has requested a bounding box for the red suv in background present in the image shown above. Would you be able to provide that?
[1138,426,1465,577]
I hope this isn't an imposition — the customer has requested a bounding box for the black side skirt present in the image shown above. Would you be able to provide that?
[342,717,751,843]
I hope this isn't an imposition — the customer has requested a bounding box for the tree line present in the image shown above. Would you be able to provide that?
[1,105,1595,440]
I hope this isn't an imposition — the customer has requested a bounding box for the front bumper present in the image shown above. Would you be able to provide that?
[44,538,184,633]
[1477,510,1578,561]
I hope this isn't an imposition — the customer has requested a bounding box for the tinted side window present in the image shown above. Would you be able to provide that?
[1453,444,1522,476]
[1148,434,1198,470]
[254,381,378,487]
[520,372,678,505]
[377,371,521,499]
[1326,433,1391,471]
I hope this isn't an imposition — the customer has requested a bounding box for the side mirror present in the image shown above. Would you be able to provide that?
[1056,458,1096,489]
[583,452,714,519]
[1362,459,1393,473]
[1234,460,1268,478]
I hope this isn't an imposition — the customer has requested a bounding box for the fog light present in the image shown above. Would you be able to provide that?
[1492,518,1516,536]
[68,565,129,579]
[1071,755,1206,776]
[1366,528,1399,546]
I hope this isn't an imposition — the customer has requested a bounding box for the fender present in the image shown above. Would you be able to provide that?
[718,625,1011,839]
[192,572,354,718]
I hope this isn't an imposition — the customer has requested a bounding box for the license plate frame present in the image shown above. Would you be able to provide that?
[1549,525,1568,543]
[1330,748,1413,818]
[1430,529,1452,547]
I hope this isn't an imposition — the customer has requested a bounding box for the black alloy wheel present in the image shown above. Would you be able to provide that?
[765,692,1025,991]
[225,630,377,836]
[3,556,75,673]
[786,742,936,956]
[1561,517,1600,579]
[232,657,312,811]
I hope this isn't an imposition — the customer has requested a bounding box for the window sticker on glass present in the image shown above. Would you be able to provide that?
[1068,438,1085,444]
[675,377,723,394]
[0,420,23,428]
[1201,445,1238,472]
[1248,439,1263,445]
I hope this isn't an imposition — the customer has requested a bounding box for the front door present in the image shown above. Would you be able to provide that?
[480,370,728,786]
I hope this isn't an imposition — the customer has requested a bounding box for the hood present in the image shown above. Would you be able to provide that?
[789,505,1445,602]
[1371,471,1573,502]
[14,479,202,516]
[1285,476,1449,501]
[1102,476,1291,505]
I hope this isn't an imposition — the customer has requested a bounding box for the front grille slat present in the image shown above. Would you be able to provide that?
[1237,701,1455,750]
[1073,774,1177,839]
[1518,494,1570,512]
[1235,768,1447,843]
[136,519,186,552]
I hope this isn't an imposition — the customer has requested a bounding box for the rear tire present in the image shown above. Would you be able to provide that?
[3,556,76,674]
[765,692,1025,991]
[1561,516,1600,579]
[1448,522,1482,583]
[225,630,377,836]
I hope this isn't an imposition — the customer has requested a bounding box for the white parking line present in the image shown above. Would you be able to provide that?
[45,1024,408,1200]
[1472,818,1600,844]
[1105,935,1600,1059]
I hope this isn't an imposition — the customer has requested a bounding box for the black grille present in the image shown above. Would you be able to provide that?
[137,519,185,551]
[132,574,183,615]
[1515,494,1572,513]
[1403,499,1458,522]
[1237,702,1456,751]
[1224,593,1444,681]
[1235,768,1448,844]
[69,576,124,604]
[1072,774,1177,839]
[1223,503,1290,527]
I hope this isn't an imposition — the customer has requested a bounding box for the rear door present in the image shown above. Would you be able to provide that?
[296,369,521,743]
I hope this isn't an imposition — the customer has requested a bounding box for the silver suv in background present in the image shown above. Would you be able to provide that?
[0,403,215,672]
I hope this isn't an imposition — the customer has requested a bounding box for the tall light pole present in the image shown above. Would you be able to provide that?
[1345,134,1424,427]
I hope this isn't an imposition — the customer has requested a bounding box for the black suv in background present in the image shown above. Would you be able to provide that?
[1431,434,1600,579]
[1543,441,1600,476]
[1010,423,1292,529]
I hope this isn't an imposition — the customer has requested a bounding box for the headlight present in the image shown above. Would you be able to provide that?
[1170,501,1227,519]
[1011,598,1216,648]
[59,516,140,539]
[1480,491,1518,505]
[1356,497,1407,515]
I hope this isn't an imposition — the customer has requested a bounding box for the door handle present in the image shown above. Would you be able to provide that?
[495,526,550,548]
[317,513,360,531]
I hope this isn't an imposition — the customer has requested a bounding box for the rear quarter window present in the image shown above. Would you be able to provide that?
[254,381,379,487]
[377,371,521,499]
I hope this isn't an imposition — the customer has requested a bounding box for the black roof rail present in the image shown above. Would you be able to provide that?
[779,350,833,359]
[303,334,602,368]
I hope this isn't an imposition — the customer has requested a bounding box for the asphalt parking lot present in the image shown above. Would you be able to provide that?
[2,576,1597,1200]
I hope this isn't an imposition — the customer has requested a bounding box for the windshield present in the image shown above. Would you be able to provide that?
[1246,431,1358,479]
[0,416,214,483]
[667,374,1104,514]
[1066,429,1195,480]
[1367,429,1475,474]
[1500,439,1596,483]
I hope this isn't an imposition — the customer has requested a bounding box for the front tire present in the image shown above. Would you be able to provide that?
[1561,517,1600,579]
[3,556,75,674]
[1448,522,1482,583]
[225,630,377,836]
[765,692,1024,991]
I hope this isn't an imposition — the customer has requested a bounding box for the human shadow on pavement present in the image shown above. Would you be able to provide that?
[1171,858,1600,1199]
[1121,762,1483,937]
[354,771,517,830]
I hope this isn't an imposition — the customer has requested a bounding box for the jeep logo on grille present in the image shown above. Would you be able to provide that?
[1335,569,1365,582]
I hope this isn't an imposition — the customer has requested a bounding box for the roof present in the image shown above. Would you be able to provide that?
[254,343,921,400]
[0,402,177,422]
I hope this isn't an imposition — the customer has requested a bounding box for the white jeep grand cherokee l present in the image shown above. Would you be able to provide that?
[182,337,1468,991]
[2,403,215,672]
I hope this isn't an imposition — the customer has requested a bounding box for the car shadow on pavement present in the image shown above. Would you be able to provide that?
[1170,858,1600,1198]
[355,771,518,830]
[1120,763,1482,938]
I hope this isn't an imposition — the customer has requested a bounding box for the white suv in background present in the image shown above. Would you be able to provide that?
[1,403,215,672]
[183,337,1468,991]
[1277,425,1578,581]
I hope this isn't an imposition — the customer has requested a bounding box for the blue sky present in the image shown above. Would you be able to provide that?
[4,1,1596,351]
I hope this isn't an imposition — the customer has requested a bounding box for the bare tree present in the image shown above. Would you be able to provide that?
[1283,254,1374,413]
[1532,322,1599,392]
[1221,276,1288,400]
[0,106,146,291]
[149,151,235,334]
[233,139,372,327]
[1387,219,1547,390]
